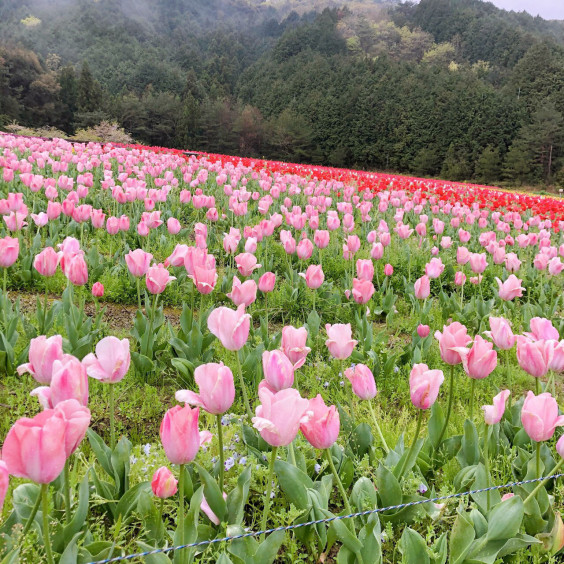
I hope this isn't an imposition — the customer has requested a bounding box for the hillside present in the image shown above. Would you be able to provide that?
[1,0,564,186]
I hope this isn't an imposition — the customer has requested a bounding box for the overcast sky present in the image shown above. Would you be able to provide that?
[485,0,564,19]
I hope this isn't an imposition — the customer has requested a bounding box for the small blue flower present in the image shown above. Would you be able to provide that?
[239,457,247,465]
[143,444,151,456]
[221,415,229,426]
[130,455,138,465]
[314,463,321,473]
[323,381,329,388]
[418,484,428,494]
[225,457,235,471]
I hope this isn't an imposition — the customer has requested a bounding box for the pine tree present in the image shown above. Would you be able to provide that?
[503,141,533,185]
[475,145,502,184]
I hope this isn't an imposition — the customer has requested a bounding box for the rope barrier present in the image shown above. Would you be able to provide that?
[87,472,564,563]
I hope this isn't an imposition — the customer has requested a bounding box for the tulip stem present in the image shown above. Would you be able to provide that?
[42,484,54,564]
[436,364,455,447]
[21,488,42,536]
[3,267,6,296]
[178,464,185,564]
[398,409,423,481]
[469,379,476,421]
[288,441,297,466]
[368,401,389,454]
[524,458,564,505]
[325,449,354,530]
[261,446,278,540]
[136,277,141,310]
[109,383,116,450]
[159,498,164,524]
[64,459,71,524]
[483,425,492,511]
[536,441,541,479]
[235,351,253,420]
[535,377,540,395]
[265,293,269,341]
[216,414,225,493]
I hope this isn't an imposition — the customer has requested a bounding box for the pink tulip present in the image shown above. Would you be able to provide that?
[252,387,310,447]
[33,247,59,277]
[125,249,153,277]
[414,275,430,300]
[106,217,120,234]
[297,238,313,260]
[280,326,311,369]
[417,324,430,338]
[31,354,89,408]
[92,282,104,297]
[83,336,131,383]
[235,253,261,277]
[525,317,560,342]
[521,391,564,442]
[516,336,553,378]
[482,390,510,425]
[549,340,564,372]
[356,259,374,281]
[456,247,470,265]
[300,265,324,289]
[176,362,235,415]
[191,265,218,295]
[160,405,201,465]
[352,278,375,304]
[146,263,176,294]
[425,258,445,279]
[258,272,276,293]
[434,322,471,365]
[55,399,91,457]
[0,461,8,511]
[165,244,190,268]
[207,305,250,351]
[262,350,294,391]
[409,364,444,409]
[2,408,68,483]
[496,275,525,301]
[325,323,358,360]
[227,276,257,307]
[469,253,488,274]
[17,335,64,384]
[384,263,393,276]
[314,230,330,249]
[454,271,466,286]
[453,335,497,379]
[484,317,515,350]
[345,363,377,400]
[167,217,181,235]
[64,253,88,286]
[300,395,340,449]
[557,435,564,459]
[371,242,384,260]
[151,466,178,499]
[0,236,19,268]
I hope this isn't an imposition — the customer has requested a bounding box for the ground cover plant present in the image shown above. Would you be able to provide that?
[0,132,563,562]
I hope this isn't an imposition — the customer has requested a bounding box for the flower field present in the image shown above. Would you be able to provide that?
[1,132,564,563]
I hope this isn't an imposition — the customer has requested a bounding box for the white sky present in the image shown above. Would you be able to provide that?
[485,0,564,20]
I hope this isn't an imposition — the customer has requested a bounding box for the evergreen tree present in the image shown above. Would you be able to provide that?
[503,141,533,185]
[58,65,78,133]
[475,145,502,183]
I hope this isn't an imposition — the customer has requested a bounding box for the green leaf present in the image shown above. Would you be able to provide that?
[58,532,80,564]
[457,419,480,467]
[87,428,114,478]
[115,482,151,520]
[375,464,402,508]
[486,495,524,541]
[137,542,173,564]
[350,423,373,458]
[325,510,363,554]
[63,472,90,545]
[216,554,234,564]
[400,528,430,564]
[196,463,227,524]
[254,530,285,564]
[359,514,382,564]
[428,402,445,448]
[449,508,475,564]
[274,459,313,510]
[306,309,320,339]
[131,351,155,373]
[351,477,377,513]
[226,466,251,525]
[0,550,19,564]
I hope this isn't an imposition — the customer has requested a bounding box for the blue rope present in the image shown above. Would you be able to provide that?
[87,472,564,564]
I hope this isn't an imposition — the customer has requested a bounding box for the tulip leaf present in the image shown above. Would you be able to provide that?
[227,525,258,563]
[306,309,320,339]
[87,428,114,478]
[196,463,227,524]
[226,465,251,525]
[486,495,524,541]
[111,436,132,497]
[131,351,155,374]
[254,530,285,564]
[216,554,234,564]
[359,514,382,564]
[115,482,151,521]
[449,508,475,564]
[324,509,363,555]
[428,402,445,448]
[350,423,374,458]
[62,471,90,546]
[0,549,19,564]
[274,459,313,510]
[400,528,430,564]
[375,464,402,508]
[58,532,80,564]
[457,419,480,468]
[137,542,173,564]
[351,477,377,514]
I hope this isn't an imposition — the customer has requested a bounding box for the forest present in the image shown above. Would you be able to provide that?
[1,0,564,186]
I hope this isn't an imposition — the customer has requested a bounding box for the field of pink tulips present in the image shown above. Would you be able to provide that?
[1,132,564,563]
